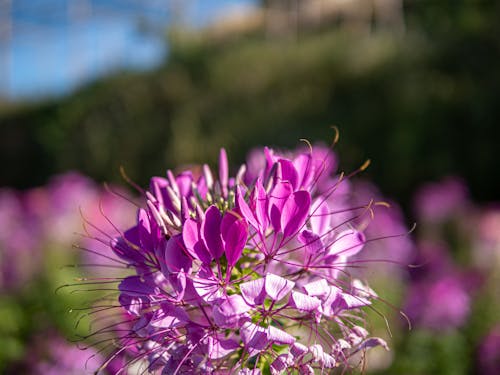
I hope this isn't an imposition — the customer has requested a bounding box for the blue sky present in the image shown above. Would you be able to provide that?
[0,0,256,100]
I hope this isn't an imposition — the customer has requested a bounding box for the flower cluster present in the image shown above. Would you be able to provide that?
[0,172,133,292]
[94,144,388,374]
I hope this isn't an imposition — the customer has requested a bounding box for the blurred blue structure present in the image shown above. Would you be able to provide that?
[0,0,256,100]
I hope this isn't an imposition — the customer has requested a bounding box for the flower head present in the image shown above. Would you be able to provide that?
[83,144,389,374]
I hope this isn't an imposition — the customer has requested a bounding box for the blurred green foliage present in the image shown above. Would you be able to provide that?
[1,1,499,210]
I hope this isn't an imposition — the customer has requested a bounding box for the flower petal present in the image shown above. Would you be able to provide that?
[270,354,293,375]
[150,302,188,329]
[207,335,239,359]
[241,322,268,351]
[328,229,365,258]
[290,342,308,357]
[340,292,371,309]
[164,234,192,273]
[213,294,250,328]
[289,291,321,312]
[237,186,259,230]
[267,325,296,344]
[221,211,248,268]
[255,179,269,231]
[183,217,211,264]
[281,191,311,239]
[357,338,389,351]
[119,276,155,297]
[303,279,329,297]
[219,148,229,198]
[192,266,223,302]
[278,158,299,190]
[268,181,293,233]
[310,198,330,236]
[201,205,224,260]
[298,230,324,255]
[293,153,313,189]
[240,278,266,306]
[265,273,295,301]
[309,344,336,368]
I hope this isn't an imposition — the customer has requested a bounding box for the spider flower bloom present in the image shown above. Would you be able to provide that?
[88,145,389,374]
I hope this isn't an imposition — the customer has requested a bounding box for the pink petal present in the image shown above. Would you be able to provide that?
[340,292,371,309]
[169,270,187,301]
[164,234,192,273]
[150,303,188,329]
[137,208,154,251]
[213,294,250,328]
[201,205,224,260]
[240,278,266,306]
[241,322,268,351]
[267,325,296,344]
[290,342,308,357]
[309,345,336,368]
[281,191,311,239]
[328,229,366,258]
[111,235,145,264]
[298,230,324,255]
[180,196,190,223]
[290,291,321,312]
[175,171,194,197]
[119,276,155,297]
[263,146,276,176]
[278,158,299,190]
[321,285,344,317]
[310,198,330,236]
[358,337,389,351]
[270,354,293,375]
[219,148,229,198]
[237,186,259,230]
[182,218,211,263]
[207,335,240,359]
[150,176,167,207]
[268,181,293,233]
[294,153,314,189]
[221,211,248,268]
[192,266,223,302]
[255,179,269,231]
[303,279,329,297]
[265,273,295,301]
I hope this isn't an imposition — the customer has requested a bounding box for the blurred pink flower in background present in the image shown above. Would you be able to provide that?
[0,172,135,292]
[478,325,500,374]
[29,334,105,375]
[414,176,469,223]
[404,238,473,332]
[0,189,42,290]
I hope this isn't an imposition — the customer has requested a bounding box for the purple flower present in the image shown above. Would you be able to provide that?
[0,189,42,290]
[80,145,390,373]
[402,239,473,332]
[0,172,136,292]
[25,333,116,375]
[413,176,468,223]
[405,271,470,331]
[477,325,500,374]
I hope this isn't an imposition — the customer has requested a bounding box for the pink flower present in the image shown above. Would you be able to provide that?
[81,145,390,373]
[413,176,468,223]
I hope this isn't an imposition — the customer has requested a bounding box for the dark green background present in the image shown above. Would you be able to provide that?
[1,1,498,212]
